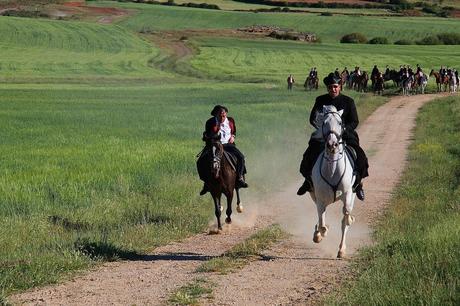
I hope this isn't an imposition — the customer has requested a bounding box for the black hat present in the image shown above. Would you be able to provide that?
[323,73,341,86]
[211,105,228,116]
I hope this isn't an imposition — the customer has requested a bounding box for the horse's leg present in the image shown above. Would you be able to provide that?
[213,194,222,230]
[235,188,243,213]
[225,190,233,224]
[338,192,356,258]
[313,202,327,243]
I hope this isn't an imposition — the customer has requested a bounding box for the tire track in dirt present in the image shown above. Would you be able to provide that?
[10,94,448,305]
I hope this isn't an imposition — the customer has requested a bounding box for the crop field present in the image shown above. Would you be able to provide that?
[115,3,460,43]
[0,17,170,83]
[0,0,458,301]
[189,37,460,84]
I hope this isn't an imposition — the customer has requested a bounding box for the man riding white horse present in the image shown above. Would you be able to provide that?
[297,73,368,201]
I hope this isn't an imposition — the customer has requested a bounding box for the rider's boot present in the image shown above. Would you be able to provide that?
[236,176,248,188]
[297,176,313,195]
[199,183,208,196]
[353,173,365,201]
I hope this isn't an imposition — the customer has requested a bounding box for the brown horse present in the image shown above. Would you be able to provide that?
[304,75,318,91]
[352,71,369,92]
[430,70,449,92]
[202,140,243,231]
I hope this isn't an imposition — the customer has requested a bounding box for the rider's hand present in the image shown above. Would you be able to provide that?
[229,135,235,144]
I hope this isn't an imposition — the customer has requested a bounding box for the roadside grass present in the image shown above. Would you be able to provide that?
[196,224,287,274]
[168,277,214,306]
[325,95,460,305]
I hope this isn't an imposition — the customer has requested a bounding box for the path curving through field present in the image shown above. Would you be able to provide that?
[11,93,446,305]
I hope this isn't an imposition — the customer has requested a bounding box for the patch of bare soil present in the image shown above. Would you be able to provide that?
[279,0,383,4]
[10,93,449,305]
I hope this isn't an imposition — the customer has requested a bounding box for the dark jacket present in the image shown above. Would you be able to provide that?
[309,93,359,145]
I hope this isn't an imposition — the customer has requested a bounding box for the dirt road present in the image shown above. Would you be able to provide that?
[11,94,444,305]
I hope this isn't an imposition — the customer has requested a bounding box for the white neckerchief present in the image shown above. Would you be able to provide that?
[220,117,231,144]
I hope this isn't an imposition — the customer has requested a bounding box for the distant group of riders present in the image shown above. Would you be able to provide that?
[293,64,460,95]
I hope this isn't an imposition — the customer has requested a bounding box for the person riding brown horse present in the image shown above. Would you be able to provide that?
[297,73,368,201]
[197,105,248,196]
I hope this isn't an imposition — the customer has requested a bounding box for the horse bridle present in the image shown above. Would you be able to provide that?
[321,111,344,144]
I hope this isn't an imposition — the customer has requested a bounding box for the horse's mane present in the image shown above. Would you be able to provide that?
[314,105,338,128]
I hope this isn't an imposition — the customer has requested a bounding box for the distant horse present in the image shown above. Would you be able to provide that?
[430,70,449,92]
[199,140,243,231]
[353,71,368,92]
[304,76,318,91]
[373,73,384,95]
[449,73,457,93]
[414,73,428,94]
[309,105,356,258]
[401,75,415,96]
[384,69,402,87]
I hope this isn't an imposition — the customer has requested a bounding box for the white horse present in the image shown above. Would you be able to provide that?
[415,73,428,94]
[309,105,356,258]
[401,75,414,96]
[449,73,457,93]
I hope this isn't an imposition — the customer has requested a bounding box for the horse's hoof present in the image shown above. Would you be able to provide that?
[313,231,322,243]
[337,250,345,259]
[209,228,221,235]
[320,225,329,237]
[225,217,231,224]
[236,204,243,213]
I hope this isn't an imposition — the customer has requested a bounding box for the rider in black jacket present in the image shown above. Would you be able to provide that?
[297,73,368,200]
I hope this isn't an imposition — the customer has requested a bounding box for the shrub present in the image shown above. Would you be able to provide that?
[394,39,413,45]
[436,33,460,44]
[416,35,441,45]
[368,37,389,44]
[340,33,368,44]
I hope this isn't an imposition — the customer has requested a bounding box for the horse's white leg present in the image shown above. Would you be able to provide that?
[313,202,327,243]
[338,192,355,258]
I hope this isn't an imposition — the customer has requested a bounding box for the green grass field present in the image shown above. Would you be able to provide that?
[0,0,458,301]
[327,95,460,305]
[114,2,460,43]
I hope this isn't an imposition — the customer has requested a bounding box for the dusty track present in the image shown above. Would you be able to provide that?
[10,93,447,305]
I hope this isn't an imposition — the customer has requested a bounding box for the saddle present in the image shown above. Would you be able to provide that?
[196,147,237,173]
[345,145,357,170]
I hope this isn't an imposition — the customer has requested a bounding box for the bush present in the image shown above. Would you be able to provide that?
[368,37,389,44]
[340,33,368,44]
[416,35,441,45]
[415,33,460,45]
[436,33,460,44]
[394,39,413,45]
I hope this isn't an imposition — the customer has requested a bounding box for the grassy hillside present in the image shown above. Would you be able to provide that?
[0,16,173,83]
[113,2,460,43]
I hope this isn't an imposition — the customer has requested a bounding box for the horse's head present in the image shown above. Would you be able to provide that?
[315,105,344,152]
[210,140,224,179]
